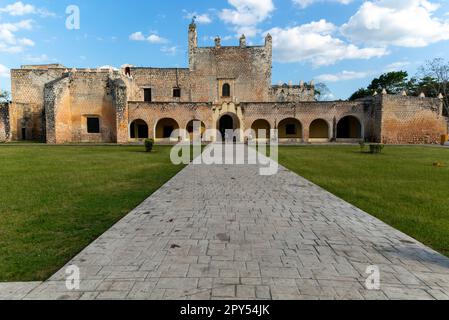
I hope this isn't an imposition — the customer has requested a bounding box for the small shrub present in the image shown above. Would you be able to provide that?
[359,141,366,153]
[369,143,384,154]
[144,138,154,152]
[433,162,446,167]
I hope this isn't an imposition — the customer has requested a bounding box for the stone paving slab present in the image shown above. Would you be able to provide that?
[0,282,42,300]
[2,144,449,300]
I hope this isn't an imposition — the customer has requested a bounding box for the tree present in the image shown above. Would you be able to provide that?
[349,88,373,101]
[418,58,449,116]
[349,71,409,100]
[0,90,10,103]
[367,71,409,94]
[314,82,333,101]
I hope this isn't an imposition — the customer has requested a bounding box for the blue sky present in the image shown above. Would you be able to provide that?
[1,0,449,99]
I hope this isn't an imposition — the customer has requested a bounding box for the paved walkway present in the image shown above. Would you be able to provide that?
[2,144,449,300]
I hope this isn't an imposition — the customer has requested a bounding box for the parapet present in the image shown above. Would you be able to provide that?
[20,64,66,70]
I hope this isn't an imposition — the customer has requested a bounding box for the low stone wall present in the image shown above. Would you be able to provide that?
[380,95,448,144]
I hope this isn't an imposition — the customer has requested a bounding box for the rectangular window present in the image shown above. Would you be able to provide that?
[87,117,100,133]
[286,124,296,135]
[173,88,181,98]
[144,88,152,102]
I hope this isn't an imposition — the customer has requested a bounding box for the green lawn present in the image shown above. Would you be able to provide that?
[0,145,185,281]
[278,145,449,257]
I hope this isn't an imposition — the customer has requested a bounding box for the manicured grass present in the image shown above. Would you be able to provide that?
[0,145,185,281]
[277,145,449,257]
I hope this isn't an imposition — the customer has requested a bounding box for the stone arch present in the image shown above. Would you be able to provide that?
[155,118,180,141]
[218,113,240,142]
[251,119,271,139]
[309,119,330,142]
[337,115,362,139]
[129,119,148,139]
[278,118,303,141]
[186,119,206,141]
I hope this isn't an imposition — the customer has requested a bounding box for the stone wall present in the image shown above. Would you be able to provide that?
[126,100,371,143]
[126,68,191,102]
[269,83,315,102]
[45,70,118,144]
[10,66,67,141]
[127,102,212,141]
[242,100,370,142]
[0,103,10,142]
[380,95,447,144]
[188,23,273,104]
[6,24,448,145]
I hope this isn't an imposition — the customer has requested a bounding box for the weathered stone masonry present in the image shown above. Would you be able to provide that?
[0,103,10,142]
[2,23,447,144]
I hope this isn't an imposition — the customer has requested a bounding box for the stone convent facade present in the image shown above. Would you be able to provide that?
[0,22,447,144]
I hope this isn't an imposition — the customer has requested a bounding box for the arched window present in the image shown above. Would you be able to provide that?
[222,83,231,97]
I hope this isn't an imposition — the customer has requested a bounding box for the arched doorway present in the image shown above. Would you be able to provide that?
[186,120,206,141]
[155,118,180,141]
[278,118,302,142]
[251,119,271,140]
[218,114,239,142]
[337,116,362,139]
[309,119,330,142]
[130,119,149,139]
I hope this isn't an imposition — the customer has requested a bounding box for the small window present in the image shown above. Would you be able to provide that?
[222,83,231,97]
[173,88,181,98]
[286,124,296,135]
[87,117,100,133]
[144,88,152,102]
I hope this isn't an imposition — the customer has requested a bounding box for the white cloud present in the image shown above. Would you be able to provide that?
[316,70,370,82]
[161,46,178,56]
[219,0,275,37]
[0,2,34,16]
[129,32,168,44]
[266,20,388,66]
[293,0,354,9]
[147,34,168,44]
[183,11,213,24]
[129,32,145,41]
[341,0,449,47]
[24,54,54,63]
[0,19,34,53]
[384,61,410,72]
[0,64,10,78]
[0,1,55,17]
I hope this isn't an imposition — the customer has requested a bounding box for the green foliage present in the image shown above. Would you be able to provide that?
[369,143,384,154]
[0,90,10,103]
[367,71,409,94]
[349,71,410,100]
[349,88,373,101]
[418,58,449,116]
[359,141,366,153]
[314,82,332,101]
[348,66,448,111]
[144,138,154,152]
